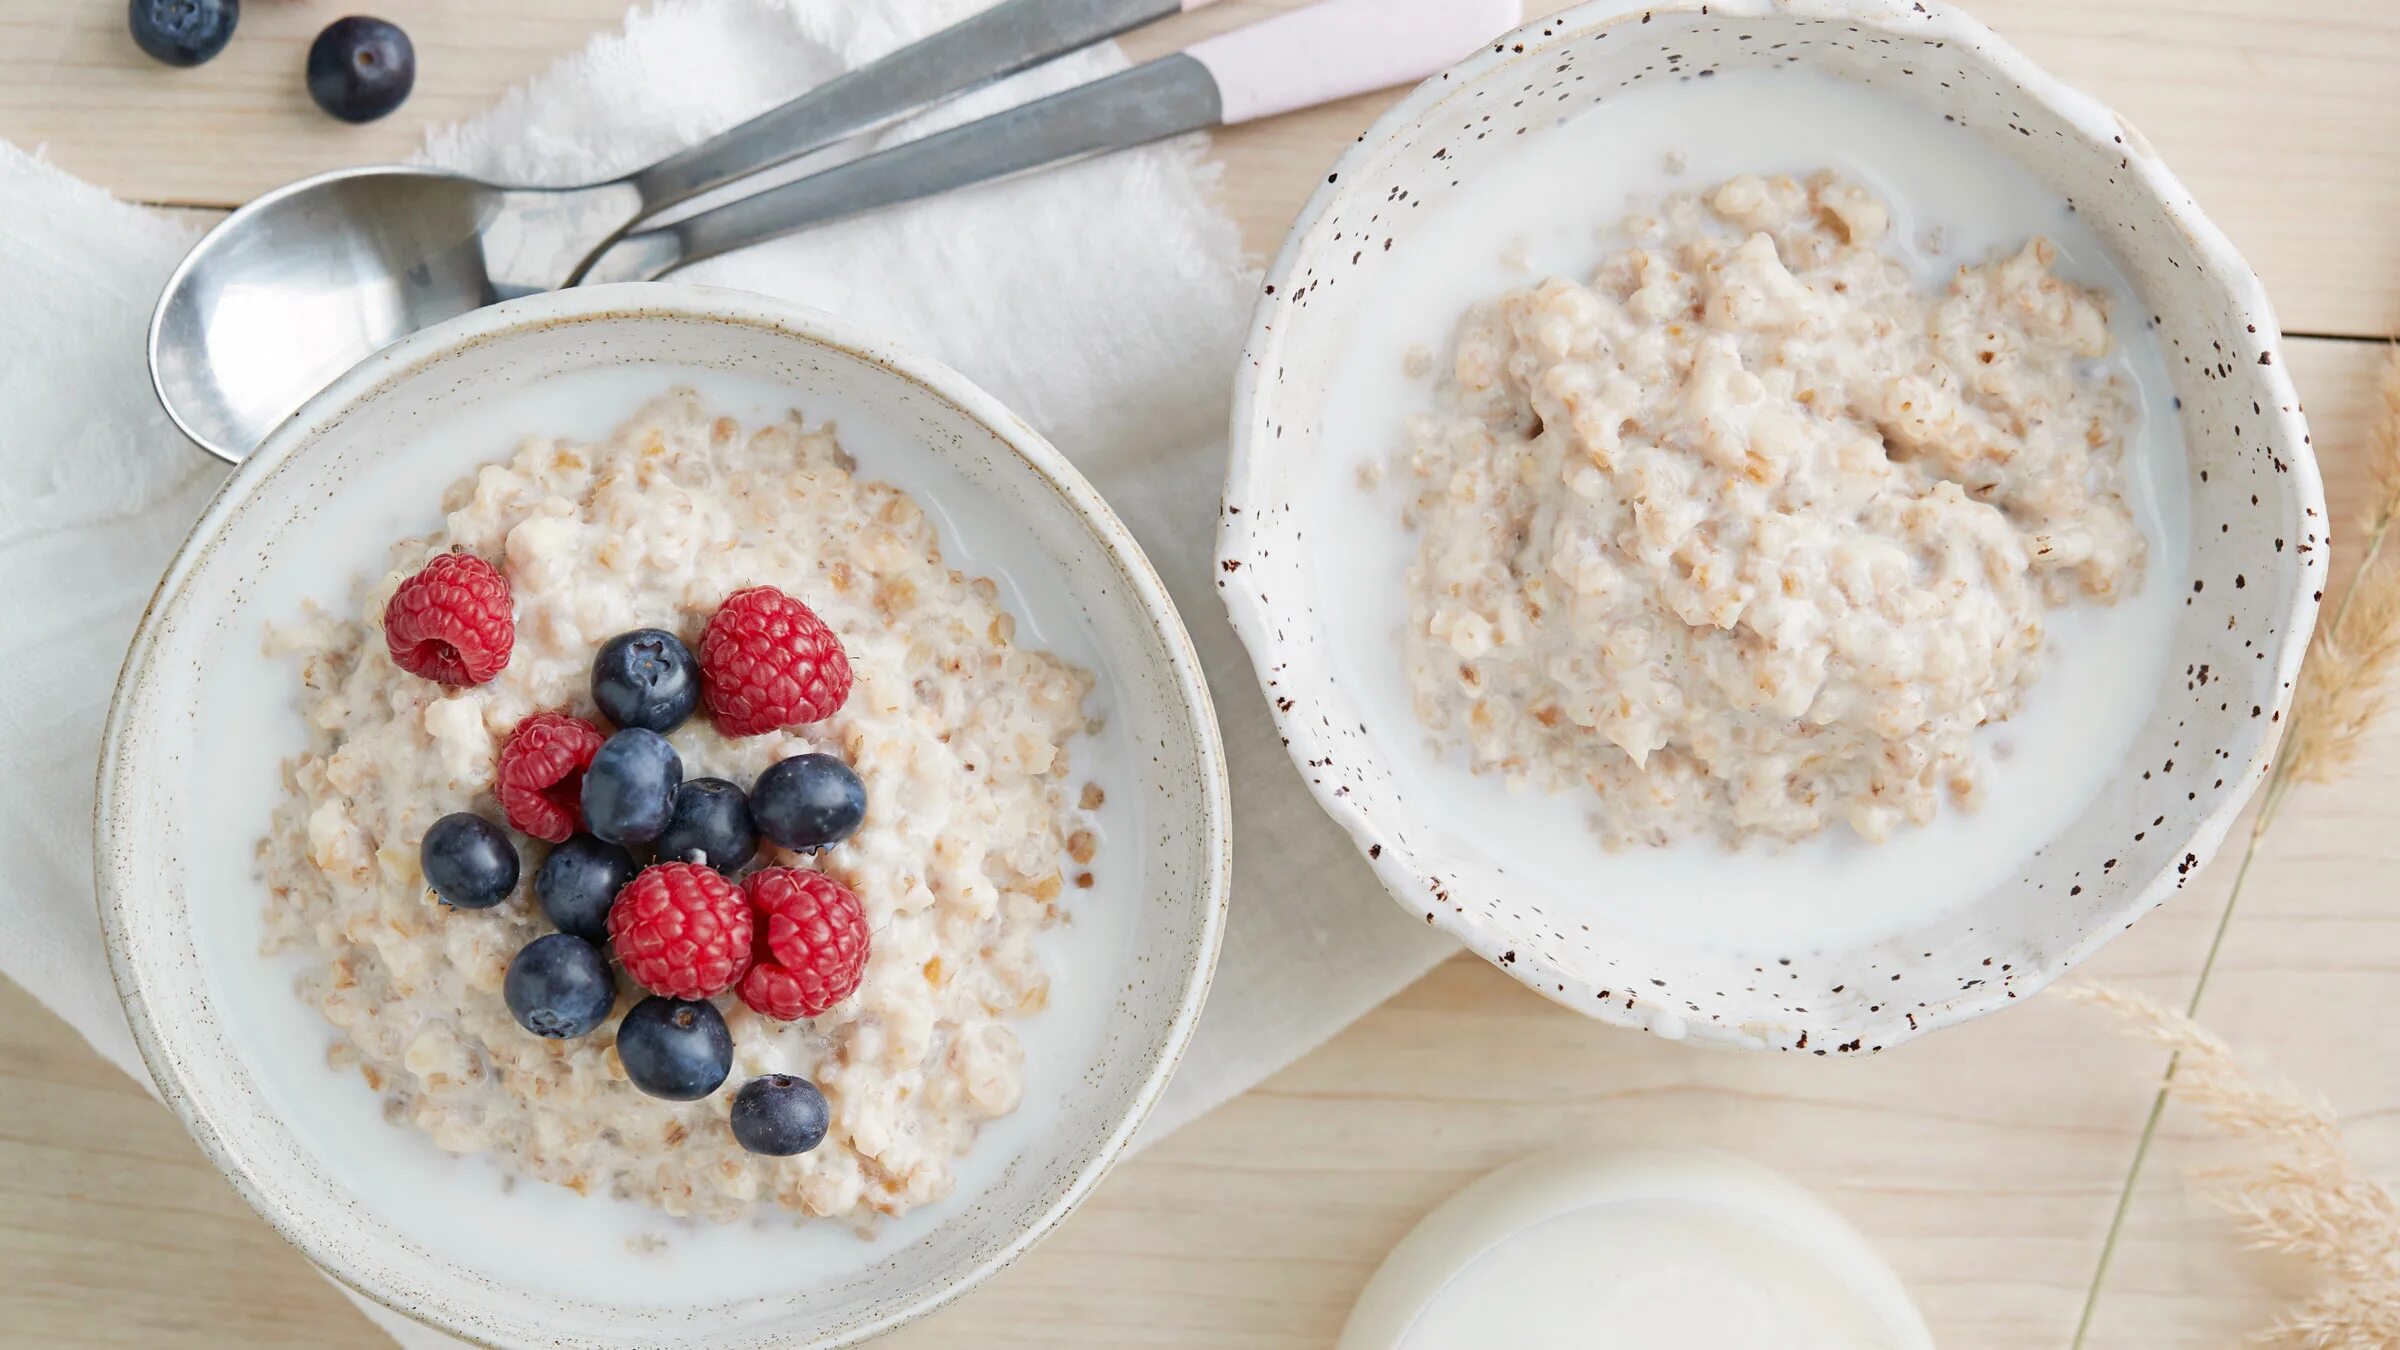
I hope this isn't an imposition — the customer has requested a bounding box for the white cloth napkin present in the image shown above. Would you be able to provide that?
[0,0,1455,1340]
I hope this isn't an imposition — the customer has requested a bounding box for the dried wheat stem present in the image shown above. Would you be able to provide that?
[2061,984,2400,1348]
[2067,346,2400,1347]
[2067,818,2270,1350]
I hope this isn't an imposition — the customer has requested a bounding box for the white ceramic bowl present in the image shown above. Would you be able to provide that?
[1220,0,2323,1051]
[98,285,1228,1348]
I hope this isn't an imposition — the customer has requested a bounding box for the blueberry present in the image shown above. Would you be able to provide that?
[535,834,638,943]
[654,778,758,873]
[129,0,238,68]
[729,1074,831,1157]
[616,997,732,1101]
[420,812,518,909]
[750,754,866,852]
[592,629,701,734]
[581,728,683,847]
[305,16,414,124]
[503,934,616,1039]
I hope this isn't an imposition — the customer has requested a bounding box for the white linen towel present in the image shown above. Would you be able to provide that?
[0,0,1455,1340]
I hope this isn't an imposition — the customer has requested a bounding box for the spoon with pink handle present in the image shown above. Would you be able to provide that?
[149,0,1521,464]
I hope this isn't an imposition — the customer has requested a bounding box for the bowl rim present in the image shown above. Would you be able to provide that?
[1218,0,2325,1050]
[96,281,1232,1347]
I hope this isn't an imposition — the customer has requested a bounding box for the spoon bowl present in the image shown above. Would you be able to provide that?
[147,167,638,463]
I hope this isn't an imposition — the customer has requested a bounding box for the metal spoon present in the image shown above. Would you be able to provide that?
[149,0,1222,464]
[151,0,1519,463]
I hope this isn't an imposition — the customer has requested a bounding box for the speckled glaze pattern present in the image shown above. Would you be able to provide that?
[97,285,1229,1349]
[1219,0,2323,1051]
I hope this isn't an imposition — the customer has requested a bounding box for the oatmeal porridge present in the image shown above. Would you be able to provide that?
[1397,171,2146,847]
[259,390,1098,1223]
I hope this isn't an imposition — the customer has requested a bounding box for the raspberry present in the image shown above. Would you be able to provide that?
[384,552,514,685]
[697,587,851,737]
[496,712,604,843]
[737,868,869,1020]
[609,862,753,1000]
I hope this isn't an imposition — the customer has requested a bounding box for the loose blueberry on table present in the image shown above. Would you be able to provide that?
[128,0,238,67]
[616,996,734,1102]
[306,16,416,124]
[581,727,683,846]
[533,834,638,945]
[593,628,702,733]
[503,934,617,1039]
[730,1075,832,1157]
[751,753,868,851]
[655,777,759,872]
[419,812,518,910]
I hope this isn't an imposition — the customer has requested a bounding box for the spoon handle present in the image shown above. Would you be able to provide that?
[624,0,1215,215]
[580,0,1521,284]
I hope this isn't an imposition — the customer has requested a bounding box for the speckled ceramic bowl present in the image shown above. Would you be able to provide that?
[1219,0,2322,1051]
[98,285,1228,1348]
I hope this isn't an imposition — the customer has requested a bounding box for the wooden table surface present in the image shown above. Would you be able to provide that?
[4,0,2396,1345]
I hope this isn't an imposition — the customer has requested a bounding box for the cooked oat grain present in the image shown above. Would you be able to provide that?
[1399,172,2144,846]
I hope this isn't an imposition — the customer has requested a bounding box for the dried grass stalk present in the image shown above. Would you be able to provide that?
[2283,348,2400,788]
[2369,347,2400,520]
[2284,565,2400,787]
[2068,351,2400,1348]
[2061,983,2400,1348]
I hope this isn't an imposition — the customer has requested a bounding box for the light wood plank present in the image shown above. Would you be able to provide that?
[0,981,387,1348]
[0,0,625,204]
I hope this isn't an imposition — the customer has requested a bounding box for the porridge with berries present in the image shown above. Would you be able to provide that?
[259,390,1101,1223]
[1396,171,2146,848]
